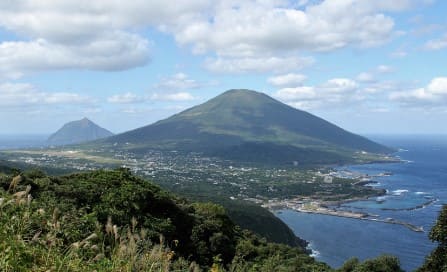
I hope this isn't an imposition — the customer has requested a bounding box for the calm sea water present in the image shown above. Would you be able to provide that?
[276,135,447,271]
[0,134,47,150]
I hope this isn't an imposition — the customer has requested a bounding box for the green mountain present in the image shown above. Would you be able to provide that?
[48,117,113,146]
[106,89,392,165]
[0,167,404,271]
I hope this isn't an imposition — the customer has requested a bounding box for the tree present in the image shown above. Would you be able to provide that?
[338,255,402,272]
[418,205,447,272]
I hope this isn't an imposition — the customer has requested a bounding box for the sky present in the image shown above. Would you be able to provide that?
[1,0,447,135]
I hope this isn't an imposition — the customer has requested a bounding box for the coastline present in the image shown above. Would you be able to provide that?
[265,165,427,234]
[272,138,445,272]
[266,198,425,233]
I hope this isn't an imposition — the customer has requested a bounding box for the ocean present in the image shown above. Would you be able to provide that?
[0,134,48,150]
[276,135,447,271]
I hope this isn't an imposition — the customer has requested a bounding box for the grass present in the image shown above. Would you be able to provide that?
[0,180,197,271]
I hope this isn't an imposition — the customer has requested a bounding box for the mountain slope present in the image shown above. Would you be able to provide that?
[48,117,113,145]
[106,89,392,164]
[0,168,331,270]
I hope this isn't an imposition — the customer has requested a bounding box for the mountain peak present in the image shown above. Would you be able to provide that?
[106,90,392,165]
[175,89,280,120]
[48,118,114,146]
[220,89,265,96]
[215,89,275,103]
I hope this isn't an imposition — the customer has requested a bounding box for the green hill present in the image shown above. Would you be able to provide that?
[0,168,405,271]
[105,89,392,165]
[48,117,114,146]
[0,168,329,271]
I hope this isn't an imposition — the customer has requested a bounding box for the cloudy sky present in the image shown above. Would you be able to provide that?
[1,0,446,135]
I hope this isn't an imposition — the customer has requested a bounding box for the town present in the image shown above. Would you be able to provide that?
[0,146,383,205]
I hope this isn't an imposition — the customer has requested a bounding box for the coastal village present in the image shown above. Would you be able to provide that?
[0,147,383,201]
[0,146,425,233]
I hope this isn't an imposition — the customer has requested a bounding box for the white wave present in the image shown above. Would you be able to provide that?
[392,189,409,196]
[307,242,320,258]
[310,249,320,258]
[415,192,428,195]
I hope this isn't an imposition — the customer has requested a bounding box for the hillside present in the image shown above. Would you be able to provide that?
[48,118,113,146]
[0,168,328,271]
[105,89,392,165]
[0,168,405,271]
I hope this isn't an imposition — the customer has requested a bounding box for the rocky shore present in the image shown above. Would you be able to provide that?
[264,168,427,233]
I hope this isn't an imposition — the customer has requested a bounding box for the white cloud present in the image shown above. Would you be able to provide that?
[0,1,210,41]
[108,92,144,104]
[370,107,391,113]
[204,56,314,74]
[427,77,447,94]
[0,82,92,107]
[169,0,412,73]
[0,33,150,79]
[297,0,310,7]
[299,0,422,11]
[390,77,447,106]
[0,1,210,77]
[425,33,447,50]
[121,107,153,114]
[357,72,375,83]
[0,1,419,76]
[83,107,102,114]
[390,50,408,58]
[43,92,91,104]
[174,0,400,58]
[120,104,188,115]
[272,76,406,111]
[356,65,394,84]
[376,65,393,73]
[107,73,201,105]
[153,73,202,91]
[267,73,307,87]
[362,80,397,94]
[321,78,358,93]
[273,78,361,109]
[274,86,317,101]
[150,92,195,101]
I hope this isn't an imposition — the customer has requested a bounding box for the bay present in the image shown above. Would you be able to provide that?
[276,135,447,271]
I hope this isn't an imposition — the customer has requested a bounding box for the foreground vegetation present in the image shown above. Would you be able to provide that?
[0,150,384,248]
[0,168,329,271]
[418,203,447,272]
[1,167,443,271]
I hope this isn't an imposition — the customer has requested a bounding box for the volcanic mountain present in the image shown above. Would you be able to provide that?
[105,89,392,164]
[48,118,114,146]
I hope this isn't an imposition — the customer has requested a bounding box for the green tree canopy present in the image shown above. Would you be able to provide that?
[418,204,447,272]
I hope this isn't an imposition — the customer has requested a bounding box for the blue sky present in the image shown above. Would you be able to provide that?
[1,0,446,135]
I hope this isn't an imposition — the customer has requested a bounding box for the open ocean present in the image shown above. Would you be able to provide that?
[0,134,48,150]
[276,135,447,271]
